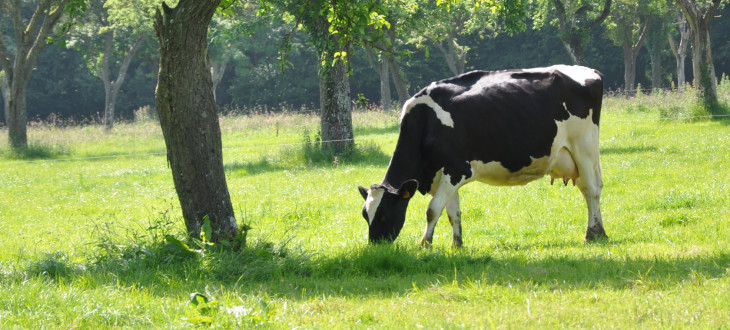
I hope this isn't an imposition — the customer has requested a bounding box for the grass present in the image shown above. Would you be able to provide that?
[1,92,729,328]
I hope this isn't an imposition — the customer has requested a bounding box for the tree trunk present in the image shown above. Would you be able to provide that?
[668,10,690,90]
[154,0,238,242]
[675,0,720,112]
[1,71,8,125]
[7,76,30,148]
[211,50,231,103]
[387,55,410,104]
[623,46,637,94]
[319,53,354,152]
[364,47,392,111]
[101,32,144,132]
[436,35,467,75]
[622,22,651,95]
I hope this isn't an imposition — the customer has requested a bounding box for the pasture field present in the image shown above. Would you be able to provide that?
[1,91,729,328]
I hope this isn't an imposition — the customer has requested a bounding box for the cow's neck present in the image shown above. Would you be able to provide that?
[381,114,425,193]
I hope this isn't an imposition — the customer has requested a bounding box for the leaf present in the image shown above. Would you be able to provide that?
[201,215,213,243]
[164,235,193,254]
[189,292,211,306]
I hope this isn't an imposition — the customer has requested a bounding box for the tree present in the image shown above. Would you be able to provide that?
[674,0,723,113]
[668,8,691,89]
[533,0,613,65]
[604,0,653,94]
[644,7,673,90]
[0,0,75,149]
[154,0,239,242]
[262,0,390,152]
[71,0,152,131]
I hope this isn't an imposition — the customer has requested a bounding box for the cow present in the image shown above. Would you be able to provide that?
[358,65,606,247]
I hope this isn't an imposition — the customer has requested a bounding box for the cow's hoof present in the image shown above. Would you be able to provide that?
[584,226,608,243]
[419,238,432,249]
[452,237,463,249]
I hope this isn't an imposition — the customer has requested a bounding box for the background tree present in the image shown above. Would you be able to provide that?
[154,0,239,242]
[674,0,724,113]
[668,8,691,89]
[604,0,653,94]
[71,0,153,131]
[644,4,673,90]
[0,0,75,149]
[533,0,613,65]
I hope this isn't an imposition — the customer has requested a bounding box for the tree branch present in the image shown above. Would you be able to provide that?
[587,0,613,30]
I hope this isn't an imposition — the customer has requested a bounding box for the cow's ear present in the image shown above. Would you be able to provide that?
[398,180,418,199]
[358,185,369,200]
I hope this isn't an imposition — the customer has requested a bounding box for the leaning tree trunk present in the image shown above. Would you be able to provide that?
[154,0,238,242]
[1,72,9,125]
[319,53,354,152]
[623,46,638,94]
[387,55,410,104]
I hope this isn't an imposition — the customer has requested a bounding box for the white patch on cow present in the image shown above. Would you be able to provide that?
[364,188,385,225]
[524,65,600,86]
[401,95,455,127]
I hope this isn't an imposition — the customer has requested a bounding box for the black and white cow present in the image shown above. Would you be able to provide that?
[358,65,606,247]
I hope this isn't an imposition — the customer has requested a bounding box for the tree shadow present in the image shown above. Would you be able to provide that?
[225,158,288,175]
[353,124,399,136]
[19,236,730,302]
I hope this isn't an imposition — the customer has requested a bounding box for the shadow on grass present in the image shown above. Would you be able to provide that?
[19,233,730,301]
[600,145,658,155]
[1,142,71,160]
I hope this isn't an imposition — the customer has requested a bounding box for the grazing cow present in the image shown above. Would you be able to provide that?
[358,65,606,247]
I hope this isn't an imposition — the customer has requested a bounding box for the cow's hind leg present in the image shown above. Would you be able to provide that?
[572,138,607,242]
[446,192,463,248]
[419,177,459,248]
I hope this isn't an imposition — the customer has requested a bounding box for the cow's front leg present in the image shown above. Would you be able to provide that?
[445,192,463,248]
[419,178,459,248]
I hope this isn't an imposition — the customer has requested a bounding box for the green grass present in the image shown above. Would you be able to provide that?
[1,94,729,328]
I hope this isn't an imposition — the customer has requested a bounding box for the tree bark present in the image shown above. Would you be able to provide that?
[154,0,238,242]
[210,50,231,103]
[1,71,9,125]
[319,53,354,152]
[675,0,721,112]
[668,10,691,90]
[0,0,69,149]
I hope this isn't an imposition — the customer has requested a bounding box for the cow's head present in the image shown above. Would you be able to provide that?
[358,180,418,244]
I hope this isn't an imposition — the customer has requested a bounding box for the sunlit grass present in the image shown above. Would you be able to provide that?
[1,93,729,328]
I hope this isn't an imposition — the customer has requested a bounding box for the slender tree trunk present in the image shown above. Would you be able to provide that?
[623,46,637,94]
[101,34,144,131]
[668,11,690,90]
[154,0,238,242]
[364,47,392,110]
[1,71,8,125]
[210,50,230,103]
[622,22,651,95]
[387,55,409,104]
[319,53,354,152]
[436,35,467,75]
